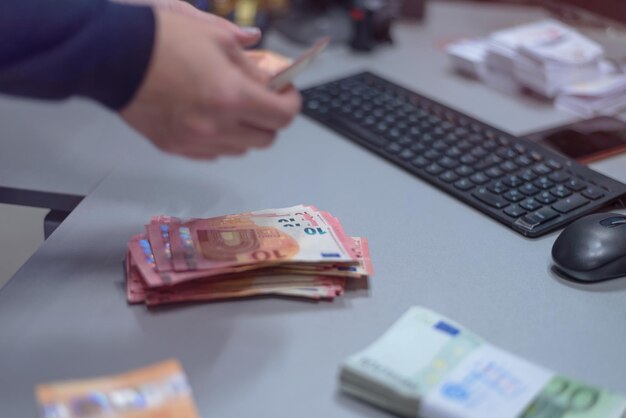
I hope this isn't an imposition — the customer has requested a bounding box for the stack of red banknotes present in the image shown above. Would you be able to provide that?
[125,205,373,307]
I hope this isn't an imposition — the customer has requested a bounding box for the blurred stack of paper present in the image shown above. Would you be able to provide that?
[447,38,520,93]
[555,74,626,117]
[447,19,608,100]
[446,39,489,79]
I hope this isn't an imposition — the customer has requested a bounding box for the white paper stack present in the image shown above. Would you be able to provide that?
[446,39,521,93]
[556,74,626,117]
[446,39,489,79]
[447,19,607,99]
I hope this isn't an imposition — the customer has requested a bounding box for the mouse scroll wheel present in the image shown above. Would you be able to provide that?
[600,217,626,227]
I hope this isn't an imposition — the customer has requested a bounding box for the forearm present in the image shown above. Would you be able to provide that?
[0,0,155,109]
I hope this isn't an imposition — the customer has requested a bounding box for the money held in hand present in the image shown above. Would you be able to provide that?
[125,205,372,306]
[340,307,626,418]
[36,359,200,418]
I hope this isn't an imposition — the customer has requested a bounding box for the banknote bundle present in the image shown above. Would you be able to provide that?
[447,20,608,102]
[36,359,200,418]
[340,307,626,418]
[125,205,373,306]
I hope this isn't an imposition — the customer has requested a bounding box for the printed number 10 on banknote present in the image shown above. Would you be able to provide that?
[169,211,357,271]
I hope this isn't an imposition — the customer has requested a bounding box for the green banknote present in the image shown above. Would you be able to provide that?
[521,375,626,418]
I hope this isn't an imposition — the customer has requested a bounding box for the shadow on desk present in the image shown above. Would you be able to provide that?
[550,265,626,292]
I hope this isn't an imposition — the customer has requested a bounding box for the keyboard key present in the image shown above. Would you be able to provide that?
[468,134,483,144]
[410,142,428,154]
[548,171,569,183]
[520,169,537,182]
[444,134,460,145]
[565,178,587,192]
[520,183,540,196]
[474,155,503,171]
[387,128,402,140]
[514,155,533,167]
[547,159,562,170]
[433,140,447,151]
[485,167,504,179]
[483,139,498,150]
[497,148,517,159]
[445,147,463,158]
[498,136,510,146]
[454,178,475,191]
[399,149,416,161]
[472,188,510,209]
[460,155,477,165]
[520,198,542,211]
[500,161,518,173]
[470,147,488,158]
[397,137,412,146]
[552,194,589,213]
[550,185,572,198]
[440,171,459,183]
[438,157,460,169]
[534,177,554,190]
[455,165,474,177]
[424,150,441,160]
[470,172,490,185]
[529,151,544,162]
[503,175,523,188]
[536,191,557,205]
[457,140,473,151]
[517,207,559,229]
[504,206,527,218]
[411,155,429,168]
[532,163,552,175]
[582,186,605,200]
[488,181,508,194]
[503,189,524,203]
[426,163,444,175]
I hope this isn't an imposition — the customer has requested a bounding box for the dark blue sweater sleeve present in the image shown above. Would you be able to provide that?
[0,0,155,110]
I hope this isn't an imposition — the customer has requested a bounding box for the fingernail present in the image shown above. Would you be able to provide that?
[241,26,261,36]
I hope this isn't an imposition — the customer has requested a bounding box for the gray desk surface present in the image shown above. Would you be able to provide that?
[0,97,153,197]
[2,2,626,417]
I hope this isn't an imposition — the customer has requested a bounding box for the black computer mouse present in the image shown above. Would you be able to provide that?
[552,212,626,282]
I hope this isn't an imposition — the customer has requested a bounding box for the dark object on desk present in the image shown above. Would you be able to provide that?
[552,212,626,282]
[526,117,626,164]
[399,0,426,20]
[301,72,626,238]
[349,0,397,52]
[274,0,352,46]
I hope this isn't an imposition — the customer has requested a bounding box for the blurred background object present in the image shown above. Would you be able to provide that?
[183,0,426,47]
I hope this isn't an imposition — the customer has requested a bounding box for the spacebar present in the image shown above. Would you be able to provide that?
[329,116,389,148]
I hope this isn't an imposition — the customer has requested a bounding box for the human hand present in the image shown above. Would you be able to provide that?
[111,0,261,47]
[120,10,301,159]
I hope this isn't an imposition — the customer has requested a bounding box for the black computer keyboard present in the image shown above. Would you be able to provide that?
[301,72,626,238]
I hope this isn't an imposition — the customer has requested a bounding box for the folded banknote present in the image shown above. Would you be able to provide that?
[36,359,200,418]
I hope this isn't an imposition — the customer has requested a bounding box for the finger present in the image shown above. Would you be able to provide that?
[237,82,302,131]
[220,124,276,149]
[228,46,270,84]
